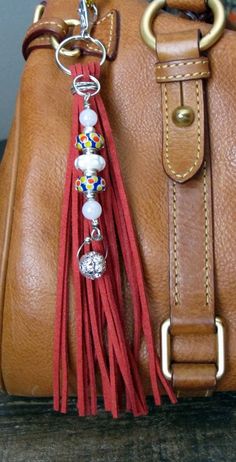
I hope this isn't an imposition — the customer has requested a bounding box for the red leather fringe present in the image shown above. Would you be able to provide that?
[53,63,177,417]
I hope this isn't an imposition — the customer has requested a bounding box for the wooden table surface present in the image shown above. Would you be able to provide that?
[0,393,236,461]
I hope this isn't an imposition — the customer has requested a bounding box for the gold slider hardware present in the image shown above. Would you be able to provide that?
[161,317,225,381]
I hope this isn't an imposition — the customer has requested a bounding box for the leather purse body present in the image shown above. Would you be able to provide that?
[0,0,236,398]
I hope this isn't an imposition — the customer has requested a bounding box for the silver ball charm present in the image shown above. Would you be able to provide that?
[79,251,106,280]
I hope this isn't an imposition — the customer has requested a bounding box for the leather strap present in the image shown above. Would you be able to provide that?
[172,364,217,391]
[23,17,68,59]
[157,31,208,182]
[166,0,207,13]
[22,10,119,61]
[156,30,218,393]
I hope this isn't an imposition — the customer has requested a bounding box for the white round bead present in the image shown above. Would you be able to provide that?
[75,154,106,172]
[82,200,102,220]
[79,109,98,127]
[74,157,80,170]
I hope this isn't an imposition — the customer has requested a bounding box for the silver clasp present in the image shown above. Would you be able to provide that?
[78,0,98,38]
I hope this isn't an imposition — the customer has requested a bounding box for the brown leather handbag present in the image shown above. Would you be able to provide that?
[0,0,236,414]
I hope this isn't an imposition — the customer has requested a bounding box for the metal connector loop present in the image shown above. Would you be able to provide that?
[140,0,226,52]
[161,317,225,381]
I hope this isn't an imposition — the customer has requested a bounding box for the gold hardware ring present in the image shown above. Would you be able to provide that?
[140,0,226,52]
[33,4,81,57]
[161,317,225,381]
[33,4,45,23]
[51,19,81,57]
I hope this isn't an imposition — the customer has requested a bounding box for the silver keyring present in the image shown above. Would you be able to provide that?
[72,74,101,97]
[55,35,107,76]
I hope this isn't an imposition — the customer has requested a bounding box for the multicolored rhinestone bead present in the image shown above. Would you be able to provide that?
[75,175,106,193]
[75,132,105,151]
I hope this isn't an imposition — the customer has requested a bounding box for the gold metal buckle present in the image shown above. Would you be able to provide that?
[161,317,225,381]
[140,0,226,52]
[33,4,45,23]
[51,20,81,57]
[33,3,81,57]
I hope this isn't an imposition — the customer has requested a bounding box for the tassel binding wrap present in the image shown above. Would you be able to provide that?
[53,62,177,417]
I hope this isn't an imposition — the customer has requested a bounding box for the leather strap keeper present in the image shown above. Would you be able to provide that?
[172,364,217,391]
[172,333,217,363]
[155,57,210,82]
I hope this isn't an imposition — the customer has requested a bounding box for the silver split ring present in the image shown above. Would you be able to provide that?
[55,35,107,76]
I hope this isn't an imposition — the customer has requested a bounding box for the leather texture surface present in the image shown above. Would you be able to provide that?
[167,0,207,13]
[0,0,236,397]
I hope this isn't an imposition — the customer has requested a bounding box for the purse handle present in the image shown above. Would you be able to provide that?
[166,0,207,13]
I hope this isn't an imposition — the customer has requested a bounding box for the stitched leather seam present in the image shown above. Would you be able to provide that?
[156,60,208,69]
[173,182,179,305]
[163,81,201,180]
[30,36,51,43]
[165,90,179,303]
[96,11,112,26]
[25,20,67,38]
[85,12,114,54]
[203,162,210,305]
[157,71,210,81]
[107,11,114,53]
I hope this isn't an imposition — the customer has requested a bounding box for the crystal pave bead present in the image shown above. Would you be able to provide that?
[79,251,106,280]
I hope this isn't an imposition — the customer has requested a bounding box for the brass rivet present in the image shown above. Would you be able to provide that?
[172,106,195,128]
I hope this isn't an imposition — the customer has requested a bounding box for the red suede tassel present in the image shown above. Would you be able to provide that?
[53,62,177,417]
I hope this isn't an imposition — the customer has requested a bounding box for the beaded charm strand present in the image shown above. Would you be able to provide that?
[74,94,107,280]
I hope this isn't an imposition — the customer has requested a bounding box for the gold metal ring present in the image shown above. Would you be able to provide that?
[33,4,81,57]
[51,19,81,57]
[140,0,226,52]
[33,4,46,23]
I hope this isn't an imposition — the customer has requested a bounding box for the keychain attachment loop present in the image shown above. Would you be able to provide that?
[55,35,106,75]
[51,19,81,57]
